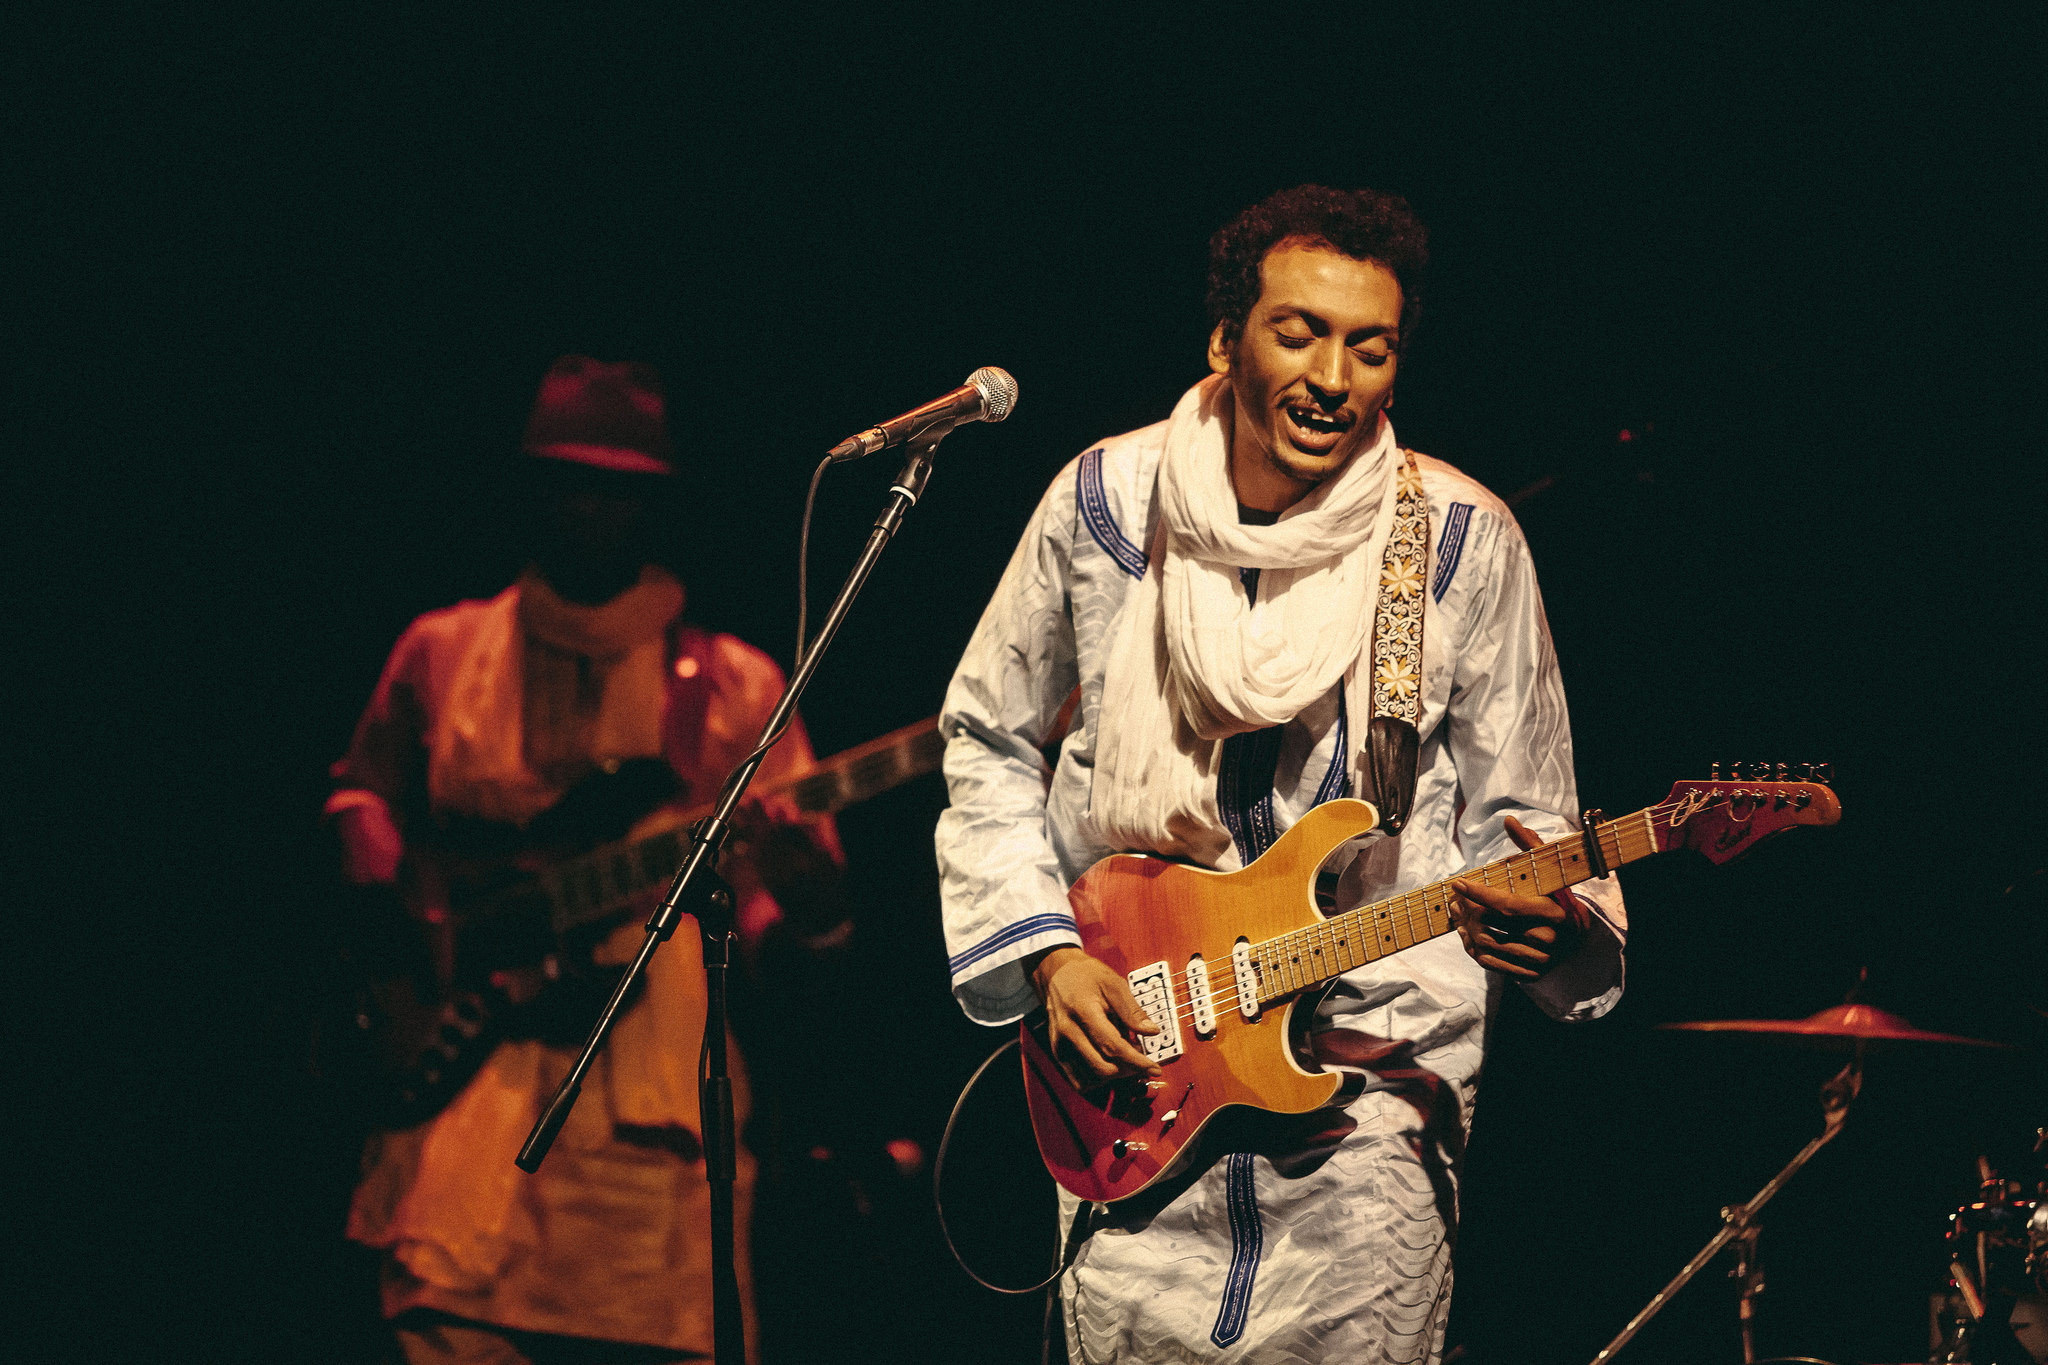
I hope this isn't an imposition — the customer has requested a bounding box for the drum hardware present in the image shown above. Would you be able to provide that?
[1588,1047,1863,1365]
[1933,1137,2047,1364]
[1592,998,2009,1365]
[2033,1129,2047,1298]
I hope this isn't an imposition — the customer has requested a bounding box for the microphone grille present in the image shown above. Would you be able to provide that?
[969,367,1019,423]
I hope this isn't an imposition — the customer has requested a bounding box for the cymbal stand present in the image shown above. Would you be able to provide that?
[1590,1048,1864,1365]
[1730,1220,1764,1364]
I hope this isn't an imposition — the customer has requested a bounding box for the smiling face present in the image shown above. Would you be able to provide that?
[1208,238,1403,512]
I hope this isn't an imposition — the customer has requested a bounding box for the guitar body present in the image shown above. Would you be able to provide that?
[338,759,682,1125]
[329,717,947,1127]
[1021,799,1380,1204]
[1017,769,1843,1203]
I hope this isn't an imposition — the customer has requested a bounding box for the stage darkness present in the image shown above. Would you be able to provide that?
[16,8,2043,1364]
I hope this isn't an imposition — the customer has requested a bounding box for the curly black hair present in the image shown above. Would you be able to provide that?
[1206,185,1429,351]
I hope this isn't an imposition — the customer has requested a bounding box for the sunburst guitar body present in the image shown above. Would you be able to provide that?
[1022,773,1841,1203]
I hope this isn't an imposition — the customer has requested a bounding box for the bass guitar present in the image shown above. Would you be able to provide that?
[339,715,946,1125]
[1021,767,1841,1203]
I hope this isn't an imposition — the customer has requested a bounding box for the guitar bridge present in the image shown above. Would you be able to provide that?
[1126,961,1184,1064]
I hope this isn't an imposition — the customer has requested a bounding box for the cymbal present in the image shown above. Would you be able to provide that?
[1659,1003,2007,1048]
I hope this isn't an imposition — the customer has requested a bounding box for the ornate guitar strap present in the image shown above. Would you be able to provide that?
[1363,451,1429,834]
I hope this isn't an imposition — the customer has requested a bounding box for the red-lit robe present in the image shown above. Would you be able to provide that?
[330,566,836,1357]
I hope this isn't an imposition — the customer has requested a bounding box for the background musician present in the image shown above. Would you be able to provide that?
[327,356,844,1364]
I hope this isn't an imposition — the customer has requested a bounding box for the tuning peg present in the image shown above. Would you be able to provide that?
[1774,763,1789,782]
[1795,763,1812,781]
[1710,762,1721,781]
[1813,763,1832,785]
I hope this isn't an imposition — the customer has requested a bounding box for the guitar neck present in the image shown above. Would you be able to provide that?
[529,716,945,933]
[1248,807,1660,1002]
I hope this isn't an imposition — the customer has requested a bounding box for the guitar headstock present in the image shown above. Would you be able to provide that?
[1651,763,1841,865]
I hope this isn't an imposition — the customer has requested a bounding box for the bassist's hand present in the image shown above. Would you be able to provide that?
[335,799,403,886]
[1025,946,1163,1088]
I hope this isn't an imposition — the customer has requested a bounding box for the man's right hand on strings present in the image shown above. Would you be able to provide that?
[1025,945,1163,1088]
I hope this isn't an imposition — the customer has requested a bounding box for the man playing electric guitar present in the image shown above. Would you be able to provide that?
[935,187,1627,1364]
[328,357,845,1364]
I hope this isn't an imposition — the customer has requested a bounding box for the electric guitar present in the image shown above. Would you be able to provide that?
[337,715,946,1125]
[1021,767,1842,1203]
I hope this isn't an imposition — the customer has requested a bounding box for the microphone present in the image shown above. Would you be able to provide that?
[828,367,1018,462]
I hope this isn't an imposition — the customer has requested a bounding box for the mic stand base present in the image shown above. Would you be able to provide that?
[699,884,745,1365]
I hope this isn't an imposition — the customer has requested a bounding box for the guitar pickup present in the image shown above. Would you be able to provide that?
[1231,939,1261,1021]
[1126,961,1184,1064]
[1184,956,1216,1038]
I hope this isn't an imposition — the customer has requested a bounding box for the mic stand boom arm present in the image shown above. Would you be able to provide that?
[515,435,946,1365]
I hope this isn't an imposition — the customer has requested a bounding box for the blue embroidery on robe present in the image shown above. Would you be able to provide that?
[1313,691,1351,804]
[1218,723,1284,866]
[1078,449,1147,579]
[1432,501,1474,602]
[946,911,1076,976]
[1210,1152,1264,1346]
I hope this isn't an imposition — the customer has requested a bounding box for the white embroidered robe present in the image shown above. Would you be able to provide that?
[935,417,1627,1365]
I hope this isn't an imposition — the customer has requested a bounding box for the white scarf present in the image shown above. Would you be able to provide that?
[1090,374,1405,869]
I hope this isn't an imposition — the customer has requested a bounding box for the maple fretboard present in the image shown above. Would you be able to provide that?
[1245,808,1661,1000]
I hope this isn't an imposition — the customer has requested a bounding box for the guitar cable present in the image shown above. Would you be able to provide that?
[934,1035,1094,1296]
[803,429,1082,1297]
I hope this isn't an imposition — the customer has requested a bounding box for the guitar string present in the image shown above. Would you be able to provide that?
[1144,792,1725,1028]
[1159,786,1791,1026]
[1162,811,1647,1021]
[1170,799,1689,1022]
[536,788,1750,1041]
[541,729,942,921]
[1149,813,1653,1028]
[572,788,1750,1033]
[1149,818,1644,1026]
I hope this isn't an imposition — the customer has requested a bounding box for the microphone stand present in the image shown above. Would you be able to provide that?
[1589,1048,1864,1365]
[516,434,946,1365]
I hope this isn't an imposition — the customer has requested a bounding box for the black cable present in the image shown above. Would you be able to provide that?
[691,455,832,1094]
[699,454,835,819]
[685,452,829,1092]
[795,453,831,672]
[933,1035,1079,1296]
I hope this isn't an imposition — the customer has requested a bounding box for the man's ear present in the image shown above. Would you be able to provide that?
[1207,320,1234,377]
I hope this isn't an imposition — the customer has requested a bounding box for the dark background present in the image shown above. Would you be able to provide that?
[15,6,2046,1364]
